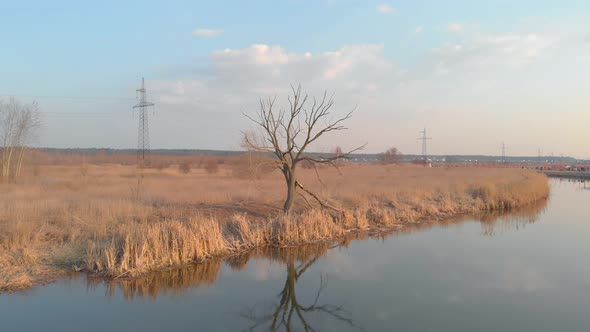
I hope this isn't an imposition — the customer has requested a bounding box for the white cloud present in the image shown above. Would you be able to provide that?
[150,43,397,151]
[144,28,586,155]
[153,35,554,117]
[377,3,395,14]
[192,28,224,37]
[433,33,556,72]
[154,43,395,107]
[213,44,290,66]
[448,22,463,33]
[415,26,423,33]
[212,43,392,86]
[164,32,555,111]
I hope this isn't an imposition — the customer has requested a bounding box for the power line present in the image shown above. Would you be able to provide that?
[0,94,134,101]
[37,110,129,119]
[41,110,122,113]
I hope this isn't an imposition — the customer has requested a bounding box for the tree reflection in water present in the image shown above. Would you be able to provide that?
[240,244,362,332]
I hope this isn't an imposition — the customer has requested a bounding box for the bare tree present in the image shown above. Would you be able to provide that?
[243,85,364,214]
[0,98,41,180]
[378,147,403,164]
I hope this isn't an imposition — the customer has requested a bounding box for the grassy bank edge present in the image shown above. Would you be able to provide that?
[1,171,550,293]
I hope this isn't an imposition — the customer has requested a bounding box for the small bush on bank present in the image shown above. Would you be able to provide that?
[231,153,275,179]
[204,160,219,174]
[178,161,192,174]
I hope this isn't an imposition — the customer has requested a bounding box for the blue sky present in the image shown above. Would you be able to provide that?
[1,1,589,157]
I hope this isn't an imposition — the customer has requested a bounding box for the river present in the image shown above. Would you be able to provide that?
[1,179,589,331]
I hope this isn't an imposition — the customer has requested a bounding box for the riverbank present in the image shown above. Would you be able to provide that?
[100,197,549,301]
[0,164,549,292]
[542,170,590,180]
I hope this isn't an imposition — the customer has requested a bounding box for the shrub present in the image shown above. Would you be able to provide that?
[231,153,274,179]
[378,147,403,164]
[178,161,192,174]
[204,160,219,174]
[153,162,170,172]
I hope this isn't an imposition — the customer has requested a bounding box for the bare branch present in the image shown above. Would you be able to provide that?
[296,181,340,213]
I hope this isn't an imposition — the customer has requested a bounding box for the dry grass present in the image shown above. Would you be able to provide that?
[0,159,549,292]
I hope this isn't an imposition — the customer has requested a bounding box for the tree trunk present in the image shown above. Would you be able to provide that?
[2,146,14,178]
[15,146,26,178]
[283,170,297,214]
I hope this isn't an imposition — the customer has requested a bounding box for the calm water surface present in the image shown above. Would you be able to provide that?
[1,179,589,331]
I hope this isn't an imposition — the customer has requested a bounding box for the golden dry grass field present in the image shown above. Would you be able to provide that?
[0,156,549,292]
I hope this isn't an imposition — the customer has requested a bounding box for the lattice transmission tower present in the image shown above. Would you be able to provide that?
[133,78,155,167]
[418,127,432,160]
